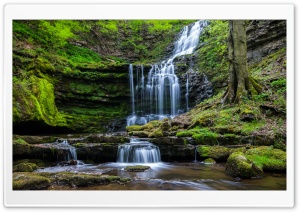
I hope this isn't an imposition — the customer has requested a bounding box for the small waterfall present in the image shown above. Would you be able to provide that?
[186,73,189,111]
[117,138,161,163]
[56,140,77,162]
[129,64,135,115]
[127,20,208,126]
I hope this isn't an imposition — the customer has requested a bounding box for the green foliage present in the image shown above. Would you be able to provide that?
[198,20,229,88]
[57,44,102,66]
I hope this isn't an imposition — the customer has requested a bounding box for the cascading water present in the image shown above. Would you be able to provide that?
[56,140,78,162]
[127,20,208,126]
[186,73,189,111]
[117,138,161,163]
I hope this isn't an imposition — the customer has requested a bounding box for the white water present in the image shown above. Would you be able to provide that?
[56,140,77,162]
[185,73,189,111]
[117,138,161,163]
[127,20,207,126]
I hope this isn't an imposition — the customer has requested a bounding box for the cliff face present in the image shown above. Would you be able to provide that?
[12,20,193,134]
[247,20,286,64]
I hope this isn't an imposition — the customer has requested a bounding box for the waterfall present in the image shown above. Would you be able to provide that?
[117,138,161,163]
[127,20,207,126]
[56,140,77,162]
[186,73,189,111]
[129,64,135,115]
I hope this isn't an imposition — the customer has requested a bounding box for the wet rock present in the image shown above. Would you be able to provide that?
[124,165,150,172]
[225,152,263,178]
[159,145,195,162]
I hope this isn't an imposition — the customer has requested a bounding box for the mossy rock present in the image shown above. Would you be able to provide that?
[126,125,143,132]
[148,128,163,138]
[245,146,286,172]
[124,165,150,172]
[240,109,255,122]
[130,131,149,138]
[160,118,171,131]
[191,131,219,145]
[197,145,231,162]
[202,158,216,164]
[53,173,120,187]
[225,152,263,178]
[13,135,58,144]
[213,125,241,134]
[13,172,51,190]
[13,163,38,172]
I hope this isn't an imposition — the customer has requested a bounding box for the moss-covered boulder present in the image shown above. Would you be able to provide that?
[225,152,263,178]
[13,163,38,172]
[245,146,286,172]
[197,145,231,162]
[124,165,150,172]
[202,158,216,164]
[148,128,163,138]
[13,172,51,190]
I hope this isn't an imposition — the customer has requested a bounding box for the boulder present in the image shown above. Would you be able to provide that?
[225,152,263,178]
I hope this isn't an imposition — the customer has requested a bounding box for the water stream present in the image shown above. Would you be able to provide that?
[117,138,161,163]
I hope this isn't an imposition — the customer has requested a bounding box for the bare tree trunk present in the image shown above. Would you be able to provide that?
[222,20,262,104]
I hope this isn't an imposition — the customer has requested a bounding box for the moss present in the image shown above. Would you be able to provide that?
[13,172,51,190]
[13,138,28,145]
[245,146,286,172]
[202,158,216,164]
[197,145,231,162]
[13,163,38,172]
[148,128,163,138]
[74,142,85,148]
[192,130,219,145]
[126,125,143,132]
[124,165,150,172]
[225,152,263,178]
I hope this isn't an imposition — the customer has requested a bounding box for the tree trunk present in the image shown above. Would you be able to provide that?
[222,20,262,104]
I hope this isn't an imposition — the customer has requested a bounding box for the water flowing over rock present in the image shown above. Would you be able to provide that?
[127,21,209,126]
[117,138,161,163]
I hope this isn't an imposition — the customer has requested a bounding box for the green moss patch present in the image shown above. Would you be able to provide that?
[197,145,231,162]
[13,172,51,190]
[245,146,286,172]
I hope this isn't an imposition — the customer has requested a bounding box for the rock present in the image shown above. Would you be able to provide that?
[148,128,163,138]
[13,135,58,144]
[124,165,150,172]
[13,172,51,190]
[197,145,231,162]
[202,158,216,164]
[13,163,38,172]
[245,146,286,172]
[225,152,263,178]
[240,112,255,122]
[130,131,149,138]
[158,145,195,162]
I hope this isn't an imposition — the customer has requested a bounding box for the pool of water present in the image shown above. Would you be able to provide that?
[37,162,286,190]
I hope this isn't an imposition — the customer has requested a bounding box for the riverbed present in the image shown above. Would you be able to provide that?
[37,162,286,190]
